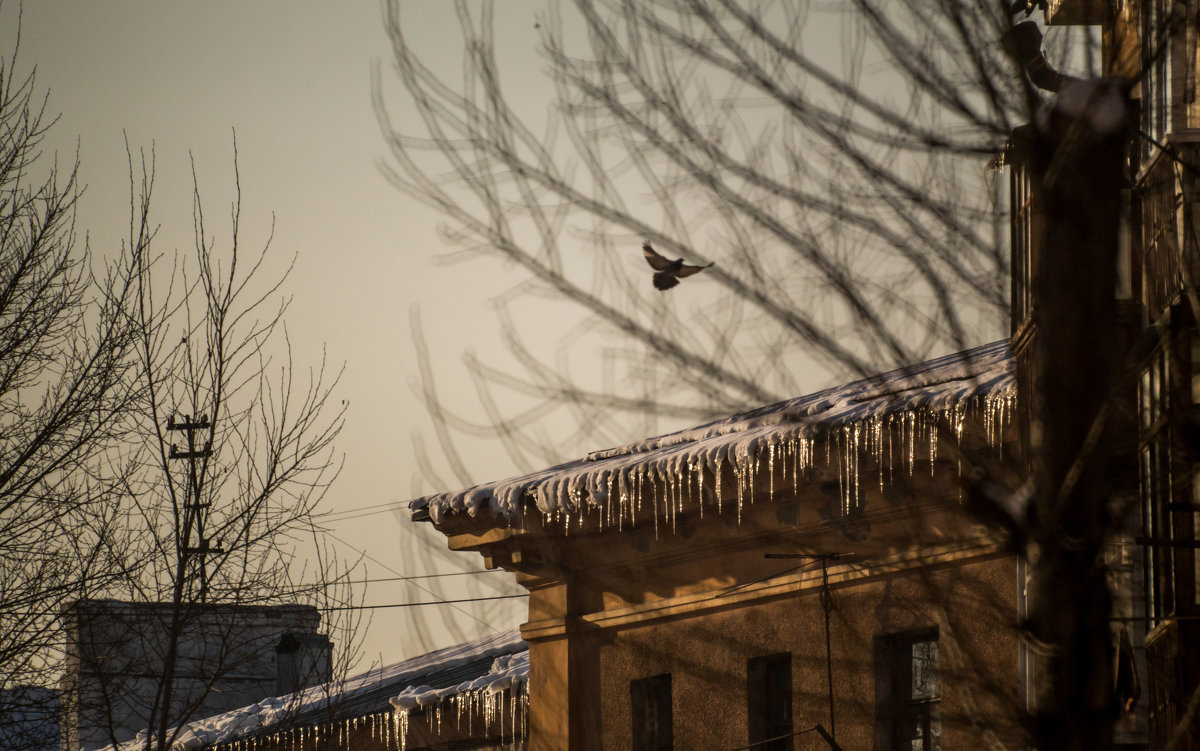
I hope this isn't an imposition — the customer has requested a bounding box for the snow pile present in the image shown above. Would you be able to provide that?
[390,649,529,751]
[412,342,1015,532]
[389,649,529,711]
[105,630,525,751]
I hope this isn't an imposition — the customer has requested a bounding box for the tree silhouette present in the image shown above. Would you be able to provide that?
[72,144,358,751]
[376,1,1170,749]
[0,18,360,749]
[0,19,145,749]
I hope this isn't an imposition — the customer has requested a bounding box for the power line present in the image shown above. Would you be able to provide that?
[277,570,505,589]
[322,500,409,524]
[318,594,527,612]
[322,531,501,633]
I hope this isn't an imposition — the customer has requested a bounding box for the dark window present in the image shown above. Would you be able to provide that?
[631,673,672,751]
[1141,0,1170,157]
[1140,344,1173,625]
[748,653,792,750]
[879,630,940,751]
[1137,331,1200,626]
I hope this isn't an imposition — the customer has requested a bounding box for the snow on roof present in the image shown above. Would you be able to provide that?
[389,647,529,712]
[411,341,1014,529]
[111,630,526,751]
[389,648,530,751]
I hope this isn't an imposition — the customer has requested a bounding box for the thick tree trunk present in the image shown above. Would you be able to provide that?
[1029,79,1131,751]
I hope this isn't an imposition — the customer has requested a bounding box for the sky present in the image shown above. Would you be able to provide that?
[9,0,1044,676]
[12,2,545,668]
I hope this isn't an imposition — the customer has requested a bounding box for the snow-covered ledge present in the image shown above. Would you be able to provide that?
[411,342,1015,538]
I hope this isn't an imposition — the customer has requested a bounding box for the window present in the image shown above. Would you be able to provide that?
[747,653,793,750]
[1140,343,1173,625]
[1137,332,1200,626]
[1141,0,1170,157]
[631,673,672,751]
[878,630,941,751]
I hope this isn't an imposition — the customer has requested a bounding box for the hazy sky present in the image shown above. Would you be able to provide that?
[12,0,1012,673]
[13,2,544,666]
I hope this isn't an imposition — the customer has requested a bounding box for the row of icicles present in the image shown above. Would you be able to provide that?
[540,392,1015,537]
[209,686,528,751]
[395,687,529,751]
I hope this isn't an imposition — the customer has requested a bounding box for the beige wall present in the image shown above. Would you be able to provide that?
[503,485,1021,751]
[545,556,1018,751]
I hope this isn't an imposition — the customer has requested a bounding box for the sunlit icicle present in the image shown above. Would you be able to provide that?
[791,436,800,497]
[714,455,724,514]
[667,466,676,534]
[676,461,684,518]
[874,416,885,493]
[616,469,626,525]
[396,708,409,751]
[928,408,938,477]
[768,439,776,504]
[646,466,658,539]
[848,424,857,514]
[609,471,620,526]
[749,453,758,509]
[905,410,915,475]
[666,467,677,535]
[735,459,745,525]
[691,460,702,519]
[840,427,849,513]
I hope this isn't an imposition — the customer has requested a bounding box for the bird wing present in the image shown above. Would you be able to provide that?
[675,261,715,278]
[642,242,673,271]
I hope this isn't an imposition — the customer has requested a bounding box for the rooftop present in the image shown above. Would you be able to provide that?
[412,341,1015,530]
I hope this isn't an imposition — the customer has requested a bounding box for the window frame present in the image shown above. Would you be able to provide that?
[876,628,941,751]
[631,672,673,751]
[747,652,793,751]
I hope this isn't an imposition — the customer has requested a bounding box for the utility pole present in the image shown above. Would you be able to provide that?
[167,414,222,601]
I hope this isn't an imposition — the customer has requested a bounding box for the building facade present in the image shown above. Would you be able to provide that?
[61,600,332,751]
[412,343,1021,750]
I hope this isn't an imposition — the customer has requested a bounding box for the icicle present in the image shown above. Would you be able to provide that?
[735,457,744,525]
[396,708,409,751]
[791,436,800,497]
[603,479,611,531]
[714,455,724,514]
[675,462,683,519]
[768,439,776,504]
[876,416,885,493]
[748,453,758,509]
[659,466,669,534]
[666,465,675,529]
[609,471,620,527]
[906,410,915,475]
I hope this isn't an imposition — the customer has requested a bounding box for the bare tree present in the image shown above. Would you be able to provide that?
[60,144,358,751]
[375,0,1041,486]
[0,15,145,749]
[0,9,358,747]
[375,1,1161,749]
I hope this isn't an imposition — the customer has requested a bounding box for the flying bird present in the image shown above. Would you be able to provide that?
[641,242,713,291]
